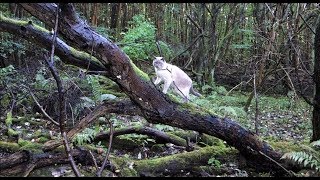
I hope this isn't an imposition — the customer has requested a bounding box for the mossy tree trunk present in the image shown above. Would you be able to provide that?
[0,3,289,174]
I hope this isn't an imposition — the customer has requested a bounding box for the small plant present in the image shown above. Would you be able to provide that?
[281,140,320,172]
[208,157,221,169]
[73,128,98,145]
[120,14,173,61]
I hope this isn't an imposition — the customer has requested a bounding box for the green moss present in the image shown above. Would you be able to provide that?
[69,46,103,66]
[33,129,42,137]
[19,141,43,153]
[110,156,138,177]
[120,167,138,177]
[199,134,225,147]
[130,60,149,81]
[134,145,233,174]
[0,14,28,26]
[38,136,49,143]
[165,133,188,147]
[0,14,51,34]
[18,138,29,146]
[177,100,214,116]
[0,94,10,109]
[264,137,308,153]
[5,111,12,127]
[0,141,20,152]
[7,128,19,137]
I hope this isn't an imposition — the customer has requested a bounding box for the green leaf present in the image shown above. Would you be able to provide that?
[99,94,117,102]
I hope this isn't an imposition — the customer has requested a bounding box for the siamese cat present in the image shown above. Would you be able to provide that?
[153,57,201,102]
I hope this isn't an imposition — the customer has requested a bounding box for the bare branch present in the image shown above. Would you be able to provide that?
[45,4,81,177]
[23,85,59,126]
[97,118,114,177]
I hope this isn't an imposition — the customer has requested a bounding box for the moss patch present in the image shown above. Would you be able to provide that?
[130,60,150,81]
[5,111,13,127]
[7,128,19,137]
[0,141,20,152]
[19,140,43,154]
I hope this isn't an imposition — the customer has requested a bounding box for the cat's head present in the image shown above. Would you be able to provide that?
[153,57,167,69]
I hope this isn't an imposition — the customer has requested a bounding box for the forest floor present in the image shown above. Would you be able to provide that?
[0,84,315,177]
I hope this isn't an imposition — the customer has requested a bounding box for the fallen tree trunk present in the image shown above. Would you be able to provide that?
[42,100,141,151]
[0,3,288,174]
[117,145,237,177]
[0,149,89,176]
[94,125,188,147]
[0,144,234,177]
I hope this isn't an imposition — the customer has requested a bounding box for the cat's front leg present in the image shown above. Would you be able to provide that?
[162,79,173,94]
[154,77,161,85]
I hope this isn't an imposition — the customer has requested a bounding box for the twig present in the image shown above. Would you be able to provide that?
[258,151,296,177]
[186,13,203,33]
[46,3,81,177]
[97,118,114,177]
[23,85,59,126]
[253,70,259,135]
[298,13,316,35]
[89,150,98,170]
[22,163,36,177]
[85,31,95,75]
[170,33,204,64]
[226,77,253,96]
[156,41,163,57]
[280,65,297,98]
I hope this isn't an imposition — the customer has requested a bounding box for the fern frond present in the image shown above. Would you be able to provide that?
[73,128,98,145]
[281,151,320,172]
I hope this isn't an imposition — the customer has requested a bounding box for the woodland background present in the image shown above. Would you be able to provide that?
[0,3,320,177]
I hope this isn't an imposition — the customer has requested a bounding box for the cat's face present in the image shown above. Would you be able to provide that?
[153,57,166,70]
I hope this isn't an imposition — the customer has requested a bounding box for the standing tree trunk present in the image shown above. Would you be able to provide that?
[110,3,120,40]
[311,15,320,142]
[91,3,98,27]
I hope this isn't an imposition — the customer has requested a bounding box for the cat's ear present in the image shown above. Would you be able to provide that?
[160,57,165,62]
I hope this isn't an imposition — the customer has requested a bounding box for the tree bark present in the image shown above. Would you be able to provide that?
[0,14,106,73]
[0,148,93,176]
[311,15,320,142]
[12,3,287,174]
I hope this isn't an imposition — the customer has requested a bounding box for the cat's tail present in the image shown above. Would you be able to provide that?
[190,86,202,97]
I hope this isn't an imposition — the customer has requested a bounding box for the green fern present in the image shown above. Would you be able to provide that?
[86,75,102,102]
[311,139,320,148]
[281,141,320,172]
[73,128,98,145]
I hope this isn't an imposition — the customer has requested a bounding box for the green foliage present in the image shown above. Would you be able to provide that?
[208,157,221,169]
[0,65,16,85]
[119,133,155,146]
[0,32,26,60]
[8,128,19,137]
[81,75,118,107]
[153,124,175,132]
[73,127,98,145]
[281,140,320,172]
[120,14,173,61]
[33,67,52,89]
[193,86,248,121]
[218,106,238,117]
[5,110,12,127]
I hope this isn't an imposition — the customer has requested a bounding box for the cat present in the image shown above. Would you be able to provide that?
[152,57,201,102]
